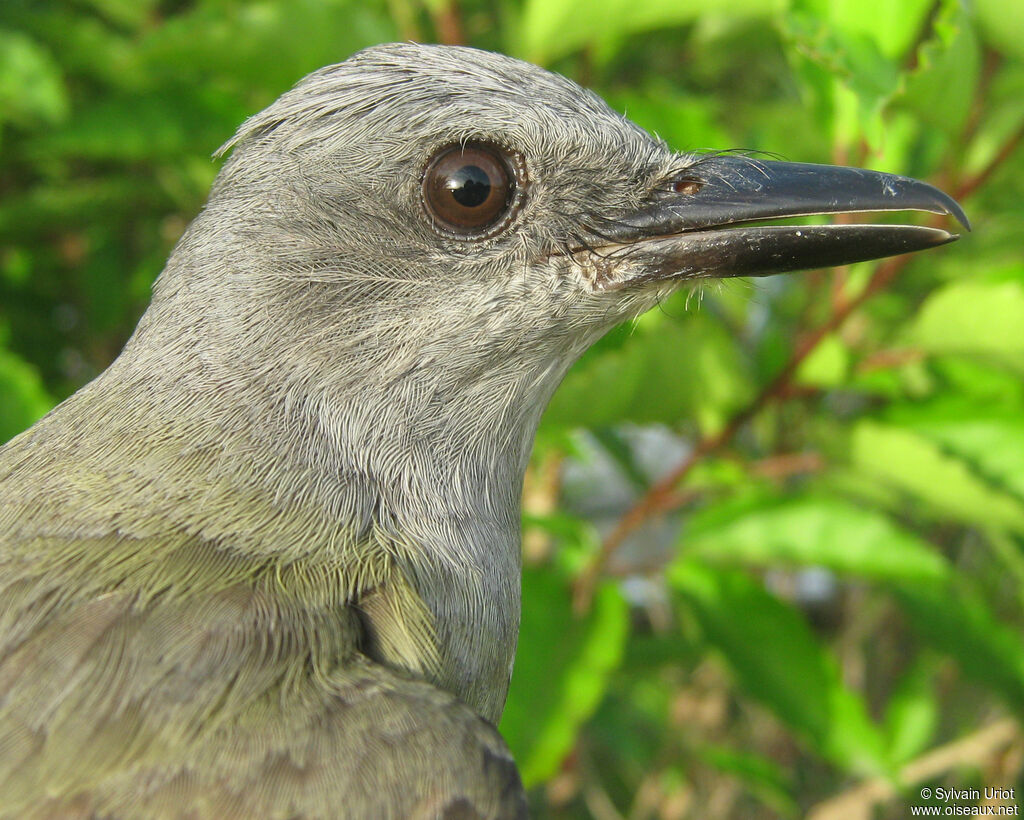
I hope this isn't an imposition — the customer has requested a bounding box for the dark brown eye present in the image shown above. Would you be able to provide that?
[422,143,518,236]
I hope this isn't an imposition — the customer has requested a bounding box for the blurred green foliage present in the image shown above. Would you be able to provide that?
[2,0,1023,817]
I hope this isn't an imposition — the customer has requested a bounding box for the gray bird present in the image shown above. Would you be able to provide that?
[0,43,967,819]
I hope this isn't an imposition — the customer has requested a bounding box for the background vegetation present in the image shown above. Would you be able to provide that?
[2,0,1023,817]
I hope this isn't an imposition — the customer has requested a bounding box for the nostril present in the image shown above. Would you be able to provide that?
[672,177,703,195]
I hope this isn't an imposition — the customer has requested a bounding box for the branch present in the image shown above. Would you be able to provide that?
[573,114,1021,611]
[573,252,910,611]
[955,121,1024,202]
[749,450,825,480]
[430,0,465,45]
[806,719,1021,820]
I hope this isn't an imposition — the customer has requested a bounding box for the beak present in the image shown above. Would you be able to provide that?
[588,155,969,288]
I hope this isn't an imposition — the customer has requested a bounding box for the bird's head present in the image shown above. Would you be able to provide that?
[138,42,966,471]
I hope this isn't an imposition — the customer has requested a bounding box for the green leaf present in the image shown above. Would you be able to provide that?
[501,569,629,785]
[669,561,887,774]
[781,7,903,145]
[886,401,1024,504]
[930,357,1024,410]
[604,86,730,153]
[9,8,147,90]
[907,279,1024,372]
[515,0,780,65]
[138,0,395,96]
[78,0,160,30]
[0,247,32,286]
[543,308,751,431]
[975,0,1024,60]
[522,510,602,576]
[698,744,797,816]
[898,0,979,136]
[682,493,951,583]
[795,333,849,388]
[0,347,52,444]
[851,420,1024,534]
[897,581,1024,713]
[792,0,933,60]
[37,89,246,161]
[0,178,169,238]
[883,661,938,765]
[0,28,68,127]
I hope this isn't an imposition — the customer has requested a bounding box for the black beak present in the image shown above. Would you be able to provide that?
[595,155,969,286]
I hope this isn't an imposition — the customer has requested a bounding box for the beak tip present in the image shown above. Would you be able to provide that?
[924,227,960,248]
[940,196,971,233]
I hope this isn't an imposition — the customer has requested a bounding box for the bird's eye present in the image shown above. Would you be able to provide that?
[422,143,519,236]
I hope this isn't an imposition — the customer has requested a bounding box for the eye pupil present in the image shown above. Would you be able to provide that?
[448,165,491,207]
[422,143,520,236]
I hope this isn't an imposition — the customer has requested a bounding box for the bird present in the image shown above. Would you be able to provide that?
[0,42,967,819]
